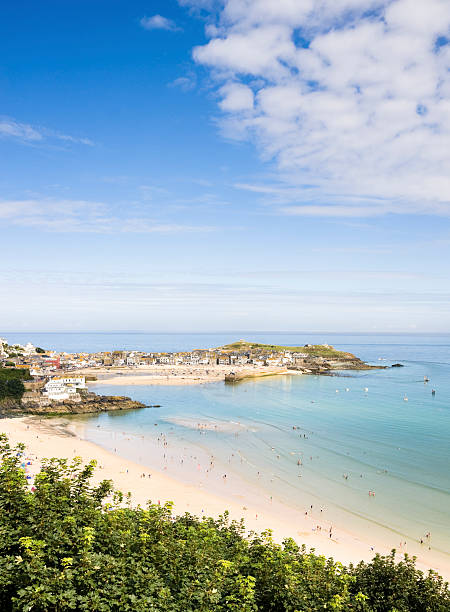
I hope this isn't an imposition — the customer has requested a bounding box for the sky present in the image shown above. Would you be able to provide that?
[1,0,450,332]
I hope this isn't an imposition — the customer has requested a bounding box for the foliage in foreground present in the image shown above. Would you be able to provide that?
[0,435,448,611]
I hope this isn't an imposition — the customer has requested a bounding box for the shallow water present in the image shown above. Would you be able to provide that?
[6,331,448,559]
[75,335,450,563]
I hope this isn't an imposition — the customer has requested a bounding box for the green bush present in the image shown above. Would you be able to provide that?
[0,369,30,400]
[0,368,32,381]
[0,435,448,611]
[0,379,25,400]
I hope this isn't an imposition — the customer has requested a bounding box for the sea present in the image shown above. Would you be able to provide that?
[3,331,449,564]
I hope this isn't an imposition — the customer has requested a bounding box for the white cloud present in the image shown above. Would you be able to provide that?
[140,15,181,31]
[219,82,254,111]
[0,117,93,146]
[190,0,450,216]
[0,199,215,233]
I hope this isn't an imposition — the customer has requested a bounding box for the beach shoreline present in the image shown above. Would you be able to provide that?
[1,415,449,581]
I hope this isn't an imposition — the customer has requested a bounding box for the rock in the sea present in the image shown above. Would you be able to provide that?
[391,363,404,367]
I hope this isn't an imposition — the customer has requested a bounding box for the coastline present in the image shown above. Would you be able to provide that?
[2,415,449,581]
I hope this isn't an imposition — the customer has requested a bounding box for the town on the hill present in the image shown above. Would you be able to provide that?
[0,337,372,405]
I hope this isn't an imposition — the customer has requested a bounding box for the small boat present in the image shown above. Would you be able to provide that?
[424,376,430,382]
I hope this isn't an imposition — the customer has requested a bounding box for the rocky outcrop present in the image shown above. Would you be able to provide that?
[1,393,146,416]
[317,357,385,371]
[224,356,384,383]
[0,397,21,412]
[288,356,383,375]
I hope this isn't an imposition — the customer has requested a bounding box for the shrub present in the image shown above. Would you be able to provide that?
[0,435,448,611]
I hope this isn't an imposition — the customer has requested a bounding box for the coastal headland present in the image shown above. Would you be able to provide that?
[78,340,382,388]
[2,336,381,391]
[0,337,384,415]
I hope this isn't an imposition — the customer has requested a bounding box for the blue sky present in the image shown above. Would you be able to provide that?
[1,0,450,332]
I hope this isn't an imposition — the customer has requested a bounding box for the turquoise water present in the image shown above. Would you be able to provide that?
[73,334,449,564]
[4,332,449,559]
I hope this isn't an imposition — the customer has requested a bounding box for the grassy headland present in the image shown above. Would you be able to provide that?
[219,340,358,360]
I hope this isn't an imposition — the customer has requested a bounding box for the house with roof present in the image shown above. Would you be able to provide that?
[42,375,86,401]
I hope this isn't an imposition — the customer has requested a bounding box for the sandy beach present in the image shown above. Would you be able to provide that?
[2,415,448,580]
[79,364,294,386]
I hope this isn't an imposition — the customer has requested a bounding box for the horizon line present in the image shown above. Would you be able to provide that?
[1,330,449,336]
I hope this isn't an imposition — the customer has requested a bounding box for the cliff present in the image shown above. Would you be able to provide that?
[0,394,146,416]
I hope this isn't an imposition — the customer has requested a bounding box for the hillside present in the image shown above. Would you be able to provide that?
[218,340,357,360]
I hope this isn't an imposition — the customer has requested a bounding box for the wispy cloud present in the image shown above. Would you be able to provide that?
[0,199,215,234]
[234,182,450,217]
[140,15,181,32]
[0,117,94,147]
[280,205,388,218]
[168,74,197,91]
[0,119,42,142]
[189,0,450,217]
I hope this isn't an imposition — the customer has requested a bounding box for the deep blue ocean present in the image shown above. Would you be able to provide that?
[3,331,449,563]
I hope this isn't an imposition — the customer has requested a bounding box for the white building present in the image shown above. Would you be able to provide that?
[126,353,137,366]
[58,375,86,389]
[30,368,44,377]
[22,342,36,355]
[42,375,86,401]
[43,380,78,401]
